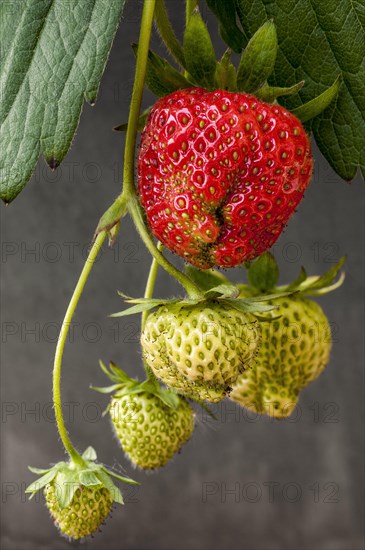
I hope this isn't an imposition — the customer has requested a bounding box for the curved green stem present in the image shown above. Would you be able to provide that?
[122,0,156,199]
[142,241,163,330]
[128,197,203,299]
[53,232,107,464]
[141,242,163,381]
[154,0,186,67]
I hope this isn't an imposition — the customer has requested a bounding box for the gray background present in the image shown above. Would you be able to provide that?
[1,2,364,549]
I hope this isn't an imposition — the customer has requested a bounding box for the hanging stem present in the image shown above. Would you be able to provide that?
[53,232,107,464]
[116,0,203,299]
[142,241,163,330]
[141,242,163,381]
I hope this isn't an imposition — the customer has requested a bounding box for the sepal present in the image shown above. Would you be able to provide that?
[256,81,305,103]
[237,20,278,93]
[25,448,138,507]
[291,76,341,122]
[183,8,217,89]
[92,361,181,409]
[132,44,192,97]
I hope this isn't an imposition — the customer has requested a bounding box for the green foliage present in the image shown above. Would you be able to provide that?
[207,0,365,181]
[0,0,126,202]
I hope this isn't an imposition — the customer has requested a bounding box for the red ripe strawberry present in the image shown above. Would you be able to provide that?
[138,88,312,269]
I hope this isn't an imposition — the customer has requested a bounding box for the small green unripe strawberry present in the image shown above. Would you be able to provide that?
[45,483,113,539]
[141,301,261,402]
[110,391,195,469]
[26,447,137,540]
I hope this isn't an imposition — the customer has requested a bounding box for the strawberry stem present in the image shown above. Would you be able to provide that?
[53,232,107,465]
[141,242,163,382]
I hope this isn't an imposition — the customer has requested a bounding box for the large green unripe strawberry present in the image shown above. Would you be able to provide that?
[110,391,195,469]
[138,88,312,269]
[44,483,113,539]
[141,301,261,402]
[26,447,137,540]
[229,253,344,418]
[230,295,331,418]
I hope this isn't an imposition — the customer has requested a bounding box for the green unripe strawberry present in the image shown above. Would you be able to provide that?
[230,295,332,418]
[110,391,195,469]
[141,301,261,402]
[26,447,137,540]
[45,483,113,539]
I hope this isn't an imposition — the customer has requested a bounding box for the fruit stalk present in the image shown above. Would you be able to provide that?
[53,231,107,464]
[141,242,163,381]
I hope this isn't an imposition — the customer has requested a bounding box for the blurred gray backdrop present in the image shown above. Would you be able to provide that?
[1,2,364,549]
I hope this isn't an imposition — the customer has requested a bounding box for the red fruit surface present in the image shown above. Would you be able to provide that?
[138,88,313,269]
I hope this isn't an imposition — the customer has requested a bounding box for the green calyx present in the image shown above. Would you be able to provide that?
[92,361,182,409]
[244,252,346,297]
[110,283,298,319]
[132,6,341,124]
[25,446,138,508]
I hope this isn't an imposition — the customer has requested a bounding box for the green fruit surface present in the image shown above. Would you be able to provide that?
[110,392,195,469]
[230,296,331,417]
[141,301,260,402]
[45,484,112,539]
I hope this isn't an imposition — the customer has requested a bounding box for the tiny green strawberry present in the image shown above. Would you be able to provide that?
[141,301,261,402]
[25,447,138,540]
[229,254,345,418]
[93,362,195,469]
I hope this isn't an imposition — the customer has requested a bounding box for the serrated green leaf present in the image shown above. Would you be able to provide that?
[234,0,365,180]
[81,447,97,461]
[114,107,152,132]
[185,266,230,291]
[132,45,192,97]
[256,81,305,103]
[183,9,217,89]
[291,76,341,123]
[205,0,245,53]
[237,20,278,93]
[247,252,279,291]
[0,0,126,202]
